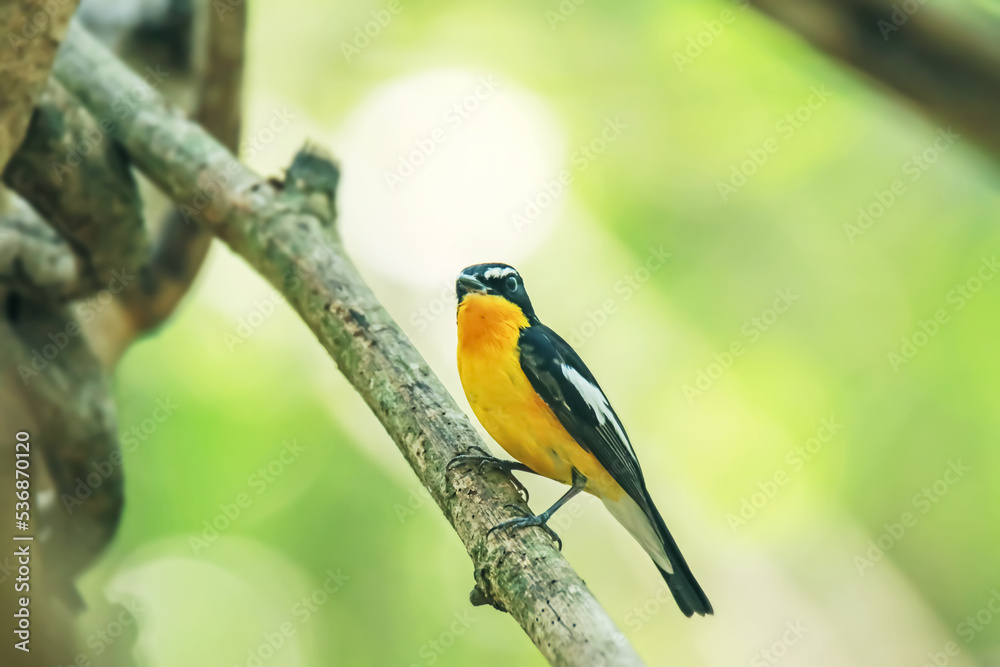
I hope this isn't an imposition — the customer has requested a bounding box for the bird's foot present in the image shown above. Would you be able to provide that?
[447,448,530,503]
[446,445,495,470]
[487,504,563,551]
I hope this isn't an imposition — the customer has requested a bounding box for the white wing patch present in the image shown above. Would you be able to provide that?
[483,266,517,280]
[560,363,635,457]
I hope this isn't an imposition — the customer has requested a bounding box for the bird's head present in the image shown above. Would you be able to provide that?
[456,263,536,321]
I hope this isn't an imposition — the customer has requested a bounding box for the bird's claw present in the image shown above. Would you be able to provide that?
[446,453,495,472]
[501,475,530,504]
[487,508,563,551]
[446,449,530,503]
[447,445,493,469]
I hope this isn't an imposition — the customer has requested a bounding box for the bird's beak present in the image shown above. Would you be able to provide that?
[457,274,488,294]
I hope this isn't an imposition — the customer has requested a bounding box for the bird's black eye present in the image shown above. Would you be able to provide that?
[505,276,518,292]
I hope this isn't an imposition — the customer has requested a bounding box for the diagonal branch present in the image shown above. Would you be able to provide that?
[53,21,645,667]
[747,0,1000,160]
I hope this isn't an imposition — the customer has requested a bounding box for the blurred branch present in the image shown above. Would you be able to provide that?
[194,0,245,149]
[0,0,80,172]
[0,293,124,609]
[3,79,149,302]
[0,0,127,637]
[53,22,645,667]
[0,195,86,300]
[118,0,247,342]
[0,79,131,598]
[747,0,1000,160]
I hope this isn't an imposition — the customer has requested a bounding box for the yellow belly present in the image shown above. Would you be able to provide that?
[456,294,622,499]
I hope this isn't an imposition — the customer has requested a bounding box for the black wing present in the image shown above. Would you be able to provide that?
[519,324,715,617]
[517,324,649,508]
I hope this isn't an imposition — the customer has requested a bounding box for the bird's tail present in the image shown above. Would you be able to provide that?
[602,493,713,617]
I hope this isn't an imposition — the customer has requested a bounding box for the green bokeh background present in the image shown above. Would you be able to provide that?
[77,1,1000,665]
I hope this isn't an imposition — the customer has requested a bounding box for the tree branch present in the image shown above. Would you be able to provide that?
[0,0,127,626]
[3,79,149,302]
[0,293,123,609]
[747,0,1000,160]
[0,194,85,300]
[53,21,645,666]
[0,0,80,172]
[121,0,247,337]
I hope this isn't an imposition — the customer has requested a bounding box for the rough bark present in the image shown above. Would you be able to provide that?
[3,78,149,302]
[0,0,81,172]
[53,21,645,667]
[748,0,1000,160]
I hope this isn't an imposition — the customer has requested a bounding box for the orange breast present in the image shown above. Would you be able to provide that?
[456,293,622,498]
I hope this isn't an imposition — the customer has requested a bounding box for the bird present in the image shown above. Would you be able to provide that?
[449,262,712,617]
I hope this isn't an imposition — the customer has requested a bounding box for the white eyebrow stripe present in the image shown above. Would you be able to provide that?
[560,364,635,457]
[483,267,517,280]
